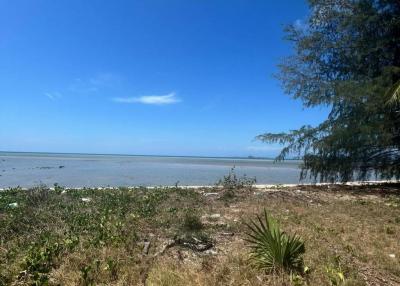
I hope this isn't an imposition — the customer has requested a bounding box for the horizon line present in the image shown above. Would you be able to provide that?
[0,150,298,161]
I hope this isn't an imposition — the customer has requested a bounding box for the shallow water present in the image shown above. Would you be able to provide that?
[0,152,307,188]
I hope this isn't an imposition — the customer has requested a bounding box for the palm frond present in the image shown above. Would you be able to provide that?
[386,79,400,105]
[244,210,305,273]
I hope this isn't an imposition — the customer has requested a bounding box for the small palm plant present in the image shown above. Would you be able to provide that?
[244,209,305,274]
[386,79,400,105]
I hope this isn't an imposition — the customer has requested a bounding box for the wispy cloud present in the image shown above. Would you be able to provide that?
[69,73,121,94]
[112,92,180,105]
[44,92,62,100]
[88,73,121,87]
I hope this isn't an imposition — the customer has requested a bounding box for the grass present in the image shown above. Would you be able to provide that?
[0,183,400,285]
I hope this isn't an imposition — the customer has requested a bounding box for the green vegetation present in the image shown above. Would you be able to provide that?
[182,211,203,232]
[325,256,346,286]
[216,167,256,200]
[245,209,305,274]
[258,0,400,182]
[1,183,400,285]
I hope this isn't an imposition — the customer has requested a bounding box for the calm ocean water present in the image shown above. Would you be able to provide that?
[0,152,306,188]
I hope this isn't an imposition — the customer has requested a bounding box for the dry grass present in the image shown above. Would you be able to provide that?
[1,184,400,285]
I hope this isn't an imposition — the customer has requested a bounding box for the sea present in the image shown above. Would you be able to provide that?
[0,152,308,188]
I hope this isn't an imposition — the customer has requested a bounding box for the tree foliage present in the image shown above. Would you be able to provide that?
[258,0,400,182]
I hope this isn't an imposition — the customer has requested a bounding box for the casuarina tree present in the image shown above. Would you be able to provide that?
[258,0,400,182]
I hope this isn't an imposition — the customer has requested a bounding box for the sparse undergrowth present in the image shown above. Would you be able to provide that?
[216,167,256,201]
[0,183,400,285]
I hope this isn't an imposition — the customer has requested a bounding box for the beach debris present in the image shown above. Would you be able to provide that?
[389,254,396,258]
[18,270,28,279]
[201,213,221,220]
[8,202,18,208]
[152,239,176,257]
[204,249,218,255]
[210,214,221,219]
[81,197,92,202]
[174,235,213,252]
[220,232,234,236]
[203,192,219,197]
[152,234,214,258]
[143,241,151,255]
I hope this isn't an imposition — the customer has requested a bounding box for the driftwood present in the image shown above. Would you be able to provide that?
[152,235,214,258]
[220,232,234,236]
[152,239,176,257]
[174,236,213,252]
[142,241,151,255]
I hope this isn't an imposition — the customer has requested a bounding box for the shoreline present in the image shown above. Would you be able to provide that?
[0,180,397,191]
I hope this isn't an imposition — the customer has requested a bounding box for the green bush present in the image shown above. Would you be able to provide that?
[21,236,64,285]
[216,167,256,201]
[216,167,256,190]
[26,184,51,206]
[244,209,305,273]
[182,211,203,232]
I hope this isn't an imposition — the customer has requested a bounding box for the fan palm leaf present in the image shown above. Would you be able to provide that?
[386,79,400,105]
[244,209,305,273]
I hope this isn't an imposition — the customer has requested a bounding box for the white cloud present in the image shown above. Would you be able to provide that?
[45,92,62,100]
[112,92,180,105]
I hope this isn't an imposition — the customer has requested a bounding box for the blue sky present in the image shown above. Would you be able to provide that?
[0,0,327,157]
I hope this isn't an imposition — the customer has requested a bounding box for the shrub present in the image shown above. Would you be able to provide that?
[26,184,51,206]
[182,211,203,232]
[216,167,256,201]
[244,209,305,273]
[22,236,64,285]
[216,167,256,190]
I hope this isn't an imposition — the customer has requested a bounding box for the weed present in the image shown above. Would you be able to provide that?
[80,264,94,286]
[216,167,256,190]
[182,211,203,232]
[105,258,118,280]
[386,226,395,235]
[26,184,51,206]
[21,235,64,285]
[325,256,346,286]
[136,188,168,217]
[216,167,256,201]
